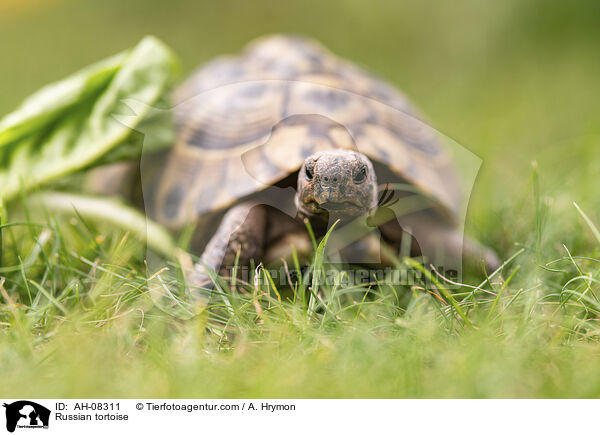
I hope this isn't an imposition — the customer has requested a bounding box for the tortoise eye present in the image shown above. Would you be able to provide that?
[305,164,314,181]
[353,166,367,183]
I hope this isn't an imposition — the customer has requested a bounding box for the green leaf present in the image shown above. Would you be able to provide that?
[28,191,176,258]
[0,53,126,148]
[0,35,179,202]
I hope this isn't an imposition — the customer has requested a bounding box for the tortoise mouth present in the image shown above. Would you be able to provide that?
[320,201,361,211]
[304,200,365,216]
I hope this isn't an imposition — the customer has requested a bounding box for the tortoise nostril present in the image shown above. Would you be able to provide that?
[324,176,329,181]
[333,177,337,182]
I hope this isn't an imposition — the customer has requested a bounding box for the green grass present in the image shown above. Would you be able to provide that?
[2,0,600,398]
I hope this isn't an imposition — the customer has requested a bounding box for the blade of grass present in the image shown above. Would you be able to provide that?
[574,202,600,244]
[532,161,543,265]
[486,265,520,320]
[27,279,68,315]
[404,257,474,328]
[309,220,339,317]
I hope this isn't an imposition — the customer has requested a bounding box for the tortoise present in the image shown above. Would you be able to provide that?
[89,34,500,287]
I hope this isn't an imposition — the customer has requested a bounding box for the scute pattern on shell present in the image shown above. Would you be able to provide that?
[155,34,461,228]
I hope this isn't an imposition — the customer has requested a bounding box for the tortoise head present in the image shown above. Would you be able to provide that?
[295,149,378,220]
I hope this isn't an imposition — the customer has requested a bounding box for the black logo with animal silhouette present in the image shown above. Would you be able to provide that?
[3,401,50,433]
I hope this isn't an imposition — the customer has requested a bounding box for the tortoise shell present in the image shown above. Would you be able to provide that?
[152,34,461,229]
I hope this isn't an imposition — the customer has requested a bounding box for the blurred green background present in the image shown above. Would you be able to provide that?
[1,0,599,254]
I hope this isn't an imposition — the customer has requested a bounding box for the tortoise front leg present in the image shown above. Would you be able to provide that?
[188,202,267,291]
